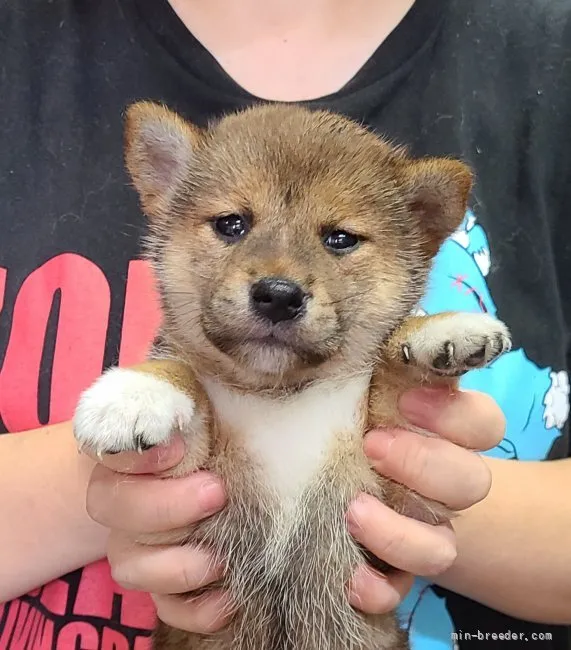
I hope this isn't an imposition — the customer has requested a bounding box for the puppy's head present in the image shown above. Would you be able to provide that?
[125,102,472,387]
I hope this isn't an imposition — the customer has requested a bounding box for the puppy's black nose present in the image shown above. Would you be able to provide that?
[250,277,307,323]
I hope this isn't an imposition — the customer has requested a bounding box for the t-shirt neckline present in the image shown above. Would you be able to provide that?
[128,0,448,106]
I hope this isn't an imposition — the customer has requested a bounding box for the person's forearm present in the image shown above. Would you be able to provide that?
[0,422,109,602]
[435,456,571,624]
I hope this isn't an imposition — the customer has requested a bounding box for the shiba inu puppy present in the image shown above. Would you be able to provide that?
[73,102,511,650]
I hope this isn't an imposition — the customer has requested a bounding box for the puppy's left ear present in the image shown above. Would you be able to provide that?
[124,101,205,220]
[402,158,473,256]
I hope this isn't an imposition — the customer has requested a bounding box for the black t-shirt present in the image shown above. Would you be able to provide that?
[1,0,570,648]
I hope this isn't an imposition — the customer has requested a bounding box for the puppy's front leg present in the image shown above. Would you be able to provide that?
[387,311,511,380]
[73,358,211,479]
[367,312,511,528]
[370,311,511,427]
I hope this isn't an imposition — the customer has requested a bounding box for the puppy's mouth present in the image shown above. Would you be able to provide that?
[247,333,290,348]
[203,320,337,370]
[244,328,300,349]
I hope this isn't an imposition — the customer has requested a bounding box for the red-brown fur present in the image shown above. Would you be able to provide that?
[73,102,510,650]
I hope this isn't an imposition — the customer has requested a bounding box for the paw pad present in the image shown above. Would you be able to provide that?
[400,313,511,378]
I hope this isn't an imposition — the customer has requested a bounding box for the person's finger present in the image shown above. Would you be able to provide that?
[152,590,234,634]
[82,434,185,475]
[108,532,223,594]
[348,564,414,614]
[364,427,492,510]
[347,494,456,577]
[87,466,226,532]
[398,387,505,451]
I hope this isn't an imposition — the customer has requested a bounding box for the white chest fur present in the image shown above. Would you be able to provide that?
[203,374,371,501]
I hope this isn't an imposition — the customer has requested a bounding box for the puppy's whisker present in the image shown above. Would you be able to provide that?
[323,289,374,306]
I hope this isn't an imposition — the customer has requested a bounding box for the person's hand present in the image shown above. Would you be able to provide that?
[85,385,505,633]
[85,437,231,634]
[346,386,505,614]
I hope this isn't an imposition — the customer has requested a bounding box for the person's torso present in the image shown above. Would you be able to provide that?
[1,0,570,648]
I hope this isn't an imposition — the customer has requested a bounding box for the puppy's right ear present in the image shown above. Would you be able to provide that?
[124,101,204,219]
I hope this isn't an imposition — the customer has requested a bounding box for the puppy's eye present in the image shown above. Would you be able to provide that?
[212,214,249,243]
[323,229,361,254]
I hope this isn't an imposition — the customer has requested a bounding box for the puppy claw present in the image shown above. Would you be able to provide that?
[402,344,411,363]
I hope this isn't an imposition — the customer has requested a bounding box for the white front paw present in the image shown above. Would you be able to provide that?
[73,368,195,456]
[402,313,511,377]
